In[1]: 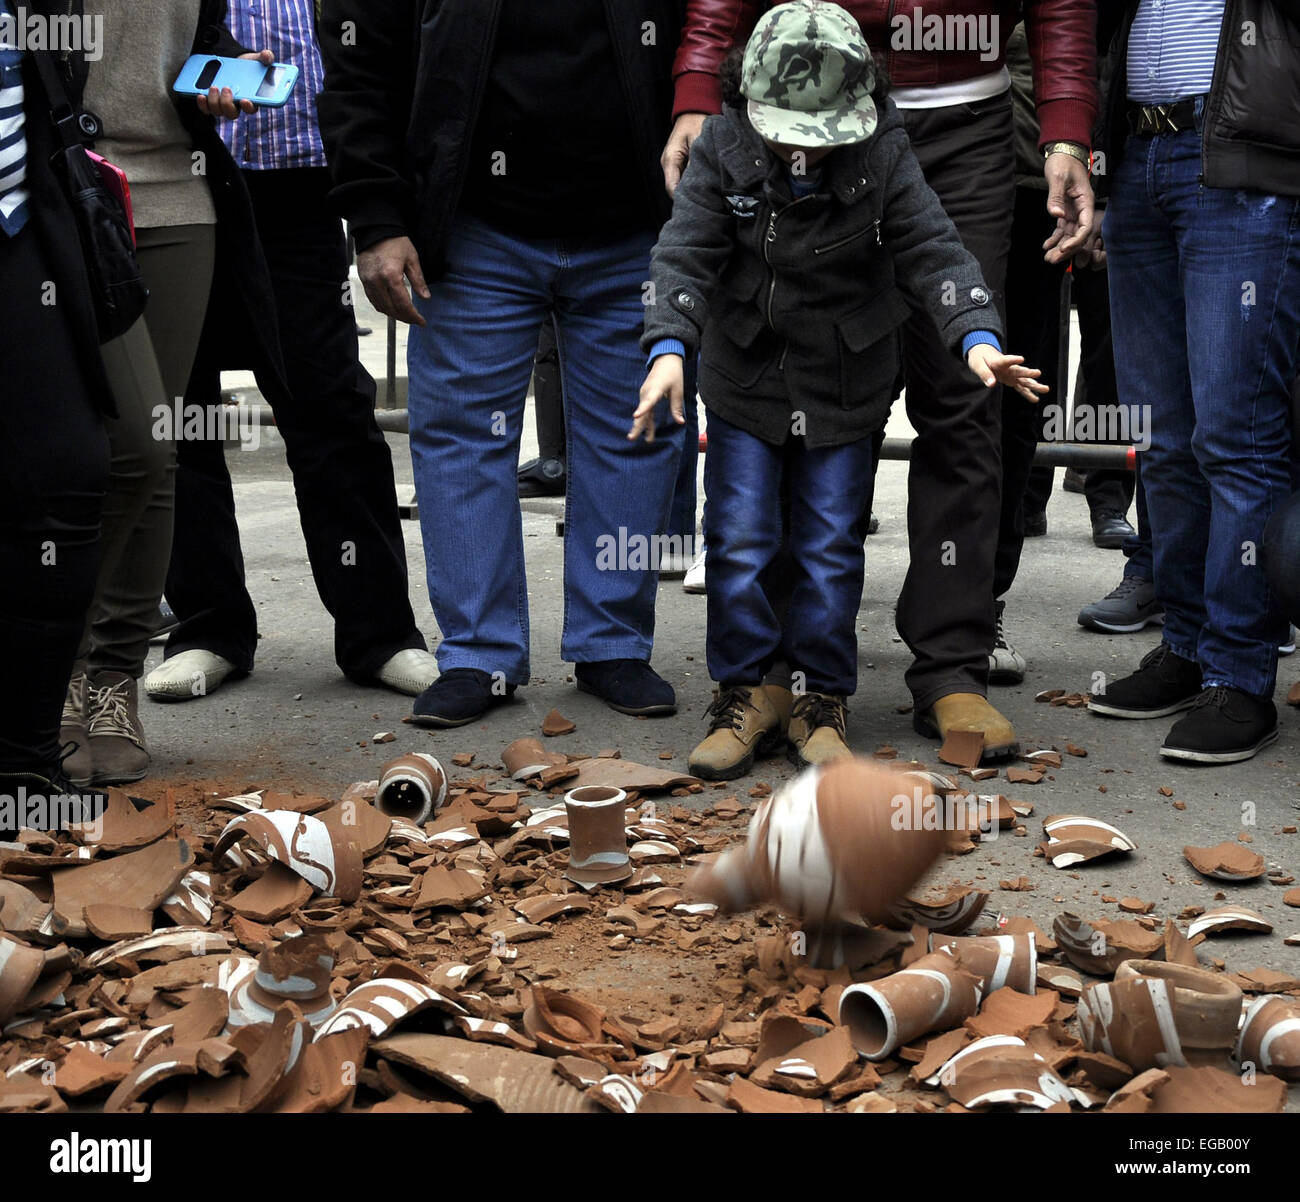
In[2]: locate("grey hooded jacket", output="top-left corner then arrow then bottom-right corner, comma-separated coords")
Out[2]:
643,97 -> 1004,447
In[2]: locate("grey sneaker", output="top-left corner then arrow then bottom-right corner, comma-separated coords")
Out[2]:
1077,575 -> 1164,634
989,600 -> 1026,685
87,671 -> 150,785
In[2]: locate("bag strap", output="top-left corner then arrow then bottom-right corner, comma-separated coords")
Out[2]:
30,48 -> 87,152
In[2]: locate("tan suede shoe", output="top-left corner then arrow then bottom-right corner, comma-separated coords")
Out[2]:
788,692 -> 852,769
87,671 -> 151,786
915,692 -> 1019,760
689,684 -> 792,781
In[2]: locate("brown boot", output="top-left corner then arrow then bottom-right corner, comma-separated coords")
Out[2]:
788,692 -> 852,768
86,671 -> 150,785
689,684 -> 792,781
914,692 -> 1019,760
59,669 -> 94,787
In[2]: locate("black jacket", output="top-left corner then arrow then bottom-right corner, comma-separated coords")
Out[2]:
644,102 -> 1003,449
1098,0 -> 1300,196
316,0 -> 686,275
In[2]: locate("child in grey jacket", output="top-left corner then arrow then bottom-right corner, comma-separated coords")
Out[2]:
629,0 -> 1044,780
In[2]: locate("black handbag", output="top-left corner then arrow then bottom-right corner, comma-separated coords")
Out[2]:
32,49 -> 148,343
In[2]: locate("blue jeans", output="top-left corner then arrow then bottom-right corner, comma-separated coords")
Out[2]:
702,414 -> 874,695
1105,110 -> 1300,697
407,215 -> 683,684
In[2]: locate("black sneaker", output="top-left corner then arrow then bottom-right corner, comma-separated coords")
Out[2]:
517,457 -> 566,498
1160,686 -> 1279,764
575,659 -> 676,716
411,668 -> 515,728
1088,643 -> 1202,719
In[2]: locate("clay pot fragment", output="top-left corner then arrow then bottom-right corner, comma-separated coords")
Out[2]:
0,934 -> 45,1023
887,884 -> 988,934
214,810 -> 362,902
563,786 -> 632,886
1187,906 -> 1272,939
1040,815 -> 1137,868
1236,996 -> 1300,1082
1113,960 -> 1243,1051
933,1034 -> 1085,1110
1052,911 -> 1164,975
314,976 -> 465,1040
522,986 -> 611,1057
502,737 -> 570,780
929,934 -> 1036,995
375,753 -> 448,825
1183,842 -> 1267,881
226,936 -> 338,1030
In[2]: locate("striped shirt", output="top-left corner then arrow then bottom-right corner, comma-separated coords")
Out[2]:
0,0 -> 30,236
1126,0 -> 1226,104
220,0 -> 326,170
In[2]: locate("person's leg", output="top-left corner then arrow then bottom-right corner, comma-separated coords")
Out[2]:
518,315 -> 567,496
667,361 -> 700,543
1123,458 -> 1153,580
0,226 -> 110,775
407,215 -> 549,688
1264,491 -> 1300,628
553,227 -> 683,666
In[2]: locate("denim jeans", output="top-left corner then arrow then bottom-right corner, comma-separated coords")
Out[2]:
407,215 -> 683,684
1104,108 -> 1300,697
702,414 -> 875,696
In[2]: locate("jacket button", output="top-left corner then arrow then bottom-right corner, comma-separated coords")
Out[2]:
970,287 -> 990,305
677,291 -> 695,311
857,177 -> 866,185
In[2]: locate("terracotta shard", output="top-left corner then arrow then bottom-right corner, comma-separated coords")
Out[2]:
374,753 -> 447,825
1187,906 -> 1272,939
0,934 -> 46,1023
414,866 -> 489,911
1144,1064 -> 1285,1114
1052,912 -> 1164,975
937,730 -> 985,769
513,893 -> 592,924
123,954 -> 229,1006
1232,966 -> 1300,994
374,1032 -> 603,1113
931,934 -> 1037,994
502,738 -> 569,780
53,1045 -> 130,1096
83,927 -> 230,970
1036,963 -> 1084,998
726,1075 -> 824,1114
229,861 -> 315,922
844,1091 -> 898,1113
454,1015 -> 537,1052
1236,996 -> 1300,1082
67,788 -> 174,851
104,1043 -> 208,1112
1040,815 -> 1137,869
1110,962 -> 1242,1054
213,810 -> 362,902
964,988 -> 1058,1040
563,757 -> 700,794
318,802 -> 391,859
1182,842 -> 1267,882
50,836 -> 194,937
541,709 -> 577,737
159,869 -> 213,926
939,1037 -> 1083,1110
887,884 -> 988,934
159,987 -> 230,1044
1005,767 -> 1044,785
749,1024 -> 857,1097
522,987 -> 609,1057
1288,681 -> 1300,706
0,880 -> 54,941
82,903 -> 154,941
269,1025 -> 369,1112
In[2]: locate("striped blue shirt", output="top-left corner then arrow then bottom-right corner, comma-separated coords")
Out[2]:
0,0 -> 30,236
219,0 -> 326,170
1126,0 -> 1226,104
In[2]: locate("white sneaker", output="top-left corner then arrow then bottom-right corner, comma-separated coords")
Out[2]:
375,648 -> 438,696
144,649 -> 238,702
682,544 -> 707,594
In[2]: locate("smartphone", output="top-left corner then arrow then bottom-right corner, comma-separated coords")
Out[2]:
87,150 -> 136,246
172,54 -> 299,108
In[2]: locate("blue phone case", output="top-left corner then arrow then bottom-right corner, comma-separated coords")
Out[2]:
173,54 -> 299,108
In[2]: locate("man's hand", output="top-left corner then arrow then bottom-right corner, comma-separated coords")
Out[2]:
196,49 -> 274,118
966,346 -> 1048,401
661,113 -> 706,197
1042,150 -> 1098,264
357,236 -> 430,327
629,355 -> 686,442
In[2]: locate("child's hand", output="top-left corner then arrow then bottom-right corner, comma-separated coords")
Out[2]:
966,346 -> 1048,402
629,354 -> 686,442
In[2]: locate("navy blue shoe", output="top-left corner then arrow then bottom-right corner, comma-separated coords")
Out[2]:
575,659 -> 676,716
412,668 -> 514,728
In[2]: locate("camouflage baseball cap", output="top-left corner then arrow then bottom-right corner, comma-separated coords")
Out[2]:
742,0 -> 877,148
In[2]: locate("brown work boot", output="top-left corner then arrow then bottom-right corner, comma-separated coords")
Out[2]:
59,668 -> 94,787
689,684 -> 792,781
86,671 -> 151,785
788,692 -> 852,768
914,692 -> 1019,760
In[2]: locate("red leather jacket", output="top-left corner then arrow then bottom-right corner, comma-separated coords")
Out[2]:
673,0 -> 1097,148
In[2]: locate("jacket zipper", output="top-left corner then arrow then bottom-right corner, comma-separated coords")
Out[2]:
763,193 -> 815,372
813,218 -> 881,255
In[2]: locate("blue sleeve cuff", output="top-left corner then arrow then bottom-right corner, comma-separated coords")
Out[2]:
962,330 -> 1002,357
647,338 -> 686,369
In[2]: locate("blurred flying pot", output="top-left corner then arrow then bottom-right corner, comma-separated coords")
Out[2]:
563,786 -> 631,886
375,753 -> 448,825
687,758 -> 947,923
1113,960 -> 1243,1052
1236,996 -> 1300,1082
838,946 -> 983,1060
931,933 -> 1037,995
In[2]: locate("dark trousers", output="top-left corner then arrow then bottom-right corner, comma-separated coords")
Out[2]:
165,167 -> 425,678
895,95 -> 1014,706
0,224 -> 110,772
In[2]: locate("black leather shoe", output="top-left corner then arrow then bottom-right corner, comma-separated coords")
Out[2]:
575,659 -> 676,716
517,457 -> 566,498
1091,509 -> 1136,549
1088,642 -> 1202,719
412,668 -> 515,728
1023,510 -> 1048,538
1161,686 -> 1278,764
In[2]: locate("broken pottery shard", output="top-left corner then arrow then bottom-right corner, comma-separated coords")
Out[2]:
1182,842 -> 1267,882
82,904 -> 154,941
1112,960 -> 1243,1052
375,753 -> 447,825
213,810 -> 363,902
1232,966 -> 1300,994
628,839 -> 680,865
0,934 -> 46,1023
454,1015 -> 537,1053
414,866 -> 489,911
886,884 -> 988,934
563,757 -> 700,794
318,802 -> 391,859
229,861 -> 314,922
1186,906 -> 1272,939
1236,996 -> 1300,1083
1052,912 -> 1164,975
749,1024 -> 857,1097
563,785 -> 633,886
1005,767 -> 1044,785
1139,1064 -> 1285,1114
1037,964 -> 1084,998
0,880 -> 54,941
375,1032 -> 602,1113
937,729 -> 985,770
964,988 -> 1057,1040
50,836 -> 194,938
270,1025 -> 369,1113
513,893 -> 592,924
83,928 -> 229,971
1040,814 -> 1137,869
726,1075 -> 824,1114
541,709 -> 577,737
53,1045 -> 130,1097
502,737 -> 570,780
67,788 -> 174,851
314,977 -> 464,1041
587,1074 -> 642,1113
159,869 -> 213,927
522,987 -> 609,1057
934,1035 -> 1083,1110
930,934 -> 1036,994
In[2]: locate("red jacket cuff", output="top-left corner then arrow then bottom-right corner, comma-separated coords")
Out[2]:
1037,98 -> 1096,152
673,70 -> 723,119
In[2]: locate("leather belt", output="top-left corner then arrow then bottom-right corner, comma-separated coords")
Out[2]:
1127,99 -> 1198,137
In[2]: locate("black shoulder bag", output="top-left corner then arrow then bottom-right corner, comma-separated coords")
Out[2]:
31,49 -> 148,343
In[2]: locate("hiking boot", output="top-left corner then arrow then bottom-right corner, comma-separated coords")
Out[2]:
575,659 -> 676,716
59,669 -> 93,788
788,692 -> 852,769
1077,574 -> 1164,634
989,600 -> 1026,686
1088,642 -> 1202,718
86,671 -> 150,785
914,693 -> 1019,760
1160,686 -> 1278,764
689,684 -> 792,781
1091,509 -> 1136,549
412,668 -> 514,728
